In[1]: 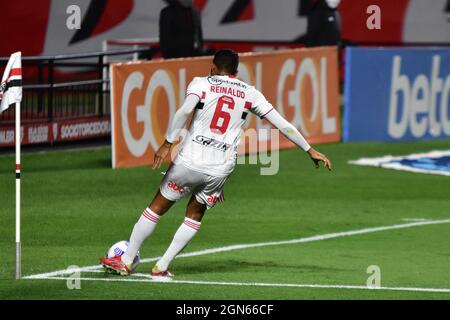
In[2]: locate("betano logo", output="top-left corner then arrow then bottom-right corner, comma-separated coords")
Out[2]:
389,55 -> 450,139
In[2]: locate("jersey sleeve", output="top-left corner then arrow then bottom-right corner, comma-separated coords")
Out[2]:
165,94 -> 200,143
250,89 -> 274,119
186,77 -> 205,99
264,108 -> 311,152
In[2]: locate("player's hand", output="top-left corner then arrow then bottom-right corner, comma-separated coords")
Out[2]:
153,140 -> 172,169
307,147 -> 332,171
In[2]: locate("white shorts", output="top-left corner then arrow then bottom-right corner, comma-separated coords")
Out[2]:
160,162 -> 228,209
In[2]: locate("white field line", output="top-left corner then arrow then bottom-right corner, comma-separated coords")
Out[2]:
32,274 -> 450,294
24,219 -> 450,280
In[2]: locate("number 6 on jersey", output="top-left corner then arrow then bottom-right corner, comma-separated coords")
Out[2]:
210,95 -> 235,134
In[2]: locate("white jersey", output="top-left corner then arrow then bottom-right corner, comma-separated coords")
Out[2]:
175,75 -> 274,177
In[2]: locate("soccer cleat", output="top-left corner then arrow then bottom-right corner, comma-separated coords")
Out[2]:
99,255 -> 132,276
150,265 -> 174,279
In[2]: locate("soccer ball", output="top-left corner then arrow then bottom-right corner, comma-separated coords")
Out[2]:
106,240 -> 140,271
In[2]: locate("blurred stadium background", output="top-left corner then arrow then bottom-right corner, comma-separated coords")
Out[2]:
1,0 -> 450,300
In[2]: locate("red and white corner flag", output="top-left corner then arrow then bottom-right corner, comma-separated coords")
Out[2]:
0,51 -> 22,113
1,51 -> 22,279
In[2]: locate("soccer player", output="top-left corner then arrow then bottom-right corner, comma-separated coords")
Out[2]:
100,49 -> 331,278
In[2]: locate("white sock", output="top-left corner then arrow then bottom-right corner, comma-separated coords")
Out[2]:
122,208 -> 160,265
156,217 -> 201,271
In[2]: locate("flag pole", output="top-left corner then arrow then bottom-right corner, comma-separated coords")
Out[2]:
1,51 -> 23,279
15,101 -> 21,279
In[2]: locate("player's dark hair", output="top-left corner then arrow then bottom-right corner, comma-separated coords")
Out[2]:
213,49 -> 239,75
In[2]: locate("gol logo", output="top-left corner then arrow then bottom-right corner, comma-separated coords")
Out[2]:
276,57 -> 336,137
121,69 -> 186,157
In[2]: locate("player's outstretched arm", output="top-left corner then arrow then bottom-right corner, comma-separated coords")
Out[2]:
264,109 -> 332,171
152,94 -> 200,169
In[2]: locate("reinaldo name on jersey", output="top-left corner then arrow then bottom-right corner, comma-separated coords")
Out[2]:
210,85 -> 245,99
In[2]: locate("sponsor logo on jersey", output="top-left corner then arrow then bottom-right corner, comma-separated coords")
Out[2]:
167,181 -> 185,193
194,135 -> 231,151
207,76 -> 248,89
207,76 -> 223,85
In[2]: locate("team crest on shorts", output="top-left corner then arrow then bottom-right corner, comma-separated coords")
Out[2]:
349,150 -> 450,176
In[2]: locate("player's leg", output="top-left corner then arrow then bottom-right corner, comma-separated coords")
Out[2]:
122,162 -> 197,266
152,175 -> 227,276
101,163 -> 191,274
152,195 -> 206,275
100,189 -> 175,275
120,190 -> 175,266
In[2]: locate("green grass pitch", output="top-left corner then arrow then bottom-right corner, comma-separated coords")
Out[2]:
1,139 -> 450,299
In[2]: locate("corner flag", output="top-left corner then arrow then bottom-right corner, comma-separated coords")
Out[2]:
1,51 -> 22,112
1,51 -> 23,279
